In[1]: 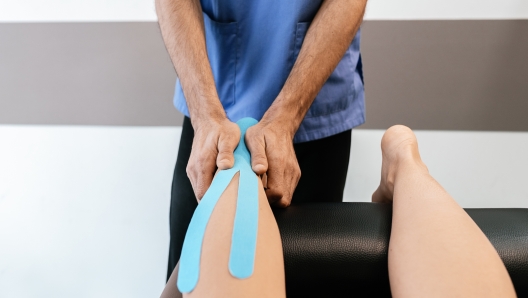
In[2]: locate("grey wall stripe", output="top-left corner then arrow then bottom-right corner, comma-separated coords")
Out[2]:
361,20 -> 528,131
0,22 -> 183,126
0,21 -> 527,130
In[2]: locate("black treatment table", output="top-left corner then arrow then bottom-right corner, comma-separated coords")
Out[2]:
273,203 -> 528,297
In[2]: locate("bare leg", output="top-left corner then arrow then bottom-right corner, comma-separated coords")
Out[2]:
373,125 -> 516,297
162,263 -> 183,298
161,172 -> 286,298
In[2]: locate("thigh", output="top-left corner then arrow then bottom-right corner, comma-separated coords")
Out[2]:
167,117 -> 198,281
292,129 -> 351,203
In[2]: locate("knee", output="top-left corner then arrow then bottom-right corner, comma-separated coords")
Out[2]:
380,125 -> 418,152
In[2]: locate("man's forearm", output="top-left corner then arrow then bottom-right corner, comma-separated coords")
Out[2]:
261,0 -> 367,137
156,0 -> 226,126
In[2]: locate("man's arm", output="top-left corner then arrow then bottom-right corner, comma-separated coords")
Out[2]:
156,0 -> 240,200
246,0 -> 367,207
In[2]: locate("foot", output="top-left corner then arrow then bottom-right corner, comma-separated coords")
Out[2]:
372,125 -> 428,203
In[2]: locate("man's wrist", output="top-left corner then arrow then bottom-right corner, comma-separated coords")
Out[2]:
261,96 -> 304,139
187,94 -> 228,130
191,110 -> 227,130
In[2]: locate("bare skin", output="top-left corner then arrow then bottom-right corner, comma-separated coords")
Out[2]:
161,125 -> 515,297
156,0 -> 367,205
373,125 -> 516,297
160,173 -> 285,298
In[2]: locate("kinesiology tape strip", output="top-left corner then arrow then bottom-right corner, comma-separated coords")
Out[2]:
177,117 -> 259,293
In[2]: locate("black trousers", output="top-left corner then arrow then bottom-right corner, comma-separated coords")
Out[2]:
167,117 -> 352,280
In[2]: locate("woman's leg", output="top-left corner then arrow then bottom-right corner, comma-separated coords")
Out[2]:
162,263 -> 182,298
161,172 -> 286,298
373,125 -> 516,297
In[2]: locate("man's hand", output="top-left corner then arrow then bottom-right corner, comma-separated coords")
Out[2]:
242,0 -> 366,208
245,121 -> 301,208
187,117 -> 240,201
157,0 -> 240,201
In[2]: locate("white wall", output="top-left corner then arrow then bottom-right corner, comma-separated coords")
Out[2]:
0,125 -> 527,297
0,126 -> 177,298
1,0 -> 527,22
346,130 -> 528,208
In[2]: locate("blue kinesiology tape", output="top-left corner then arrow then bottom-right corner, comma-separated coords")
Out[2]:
177,117 -> 260,293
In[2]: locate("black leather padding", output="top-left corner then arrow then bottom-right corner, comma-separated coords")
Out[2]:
466,208 -> 528,297
273,203 -> 528,297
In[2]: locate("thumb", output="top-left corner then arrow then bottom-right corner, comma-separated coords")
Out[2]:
246,130 -> 268,175
216,133 -> 239,170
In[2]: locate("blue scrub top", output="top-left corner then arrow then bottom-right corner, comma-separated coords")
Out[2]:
174,0 -> 365,143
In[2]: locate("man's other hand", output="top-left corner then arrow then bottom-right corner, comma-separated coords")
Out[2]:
187,117 -> 240,201
245,121 -> 301,208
